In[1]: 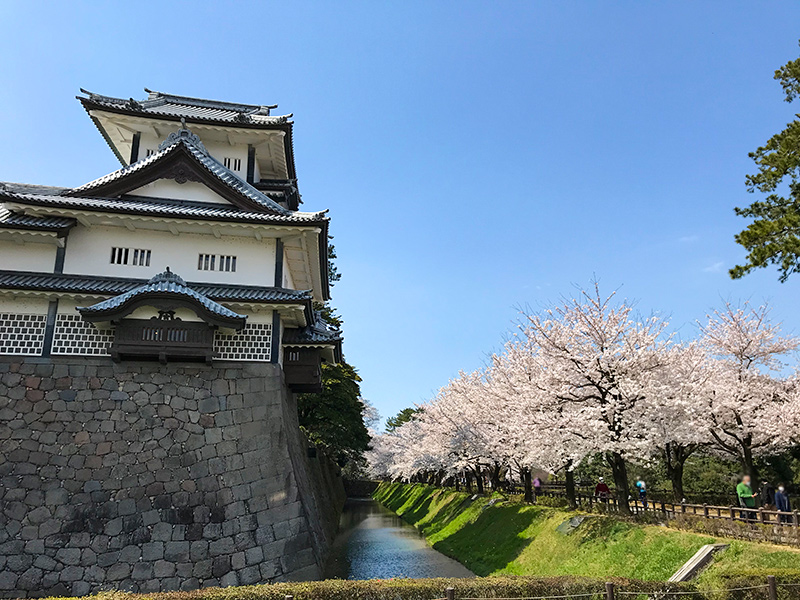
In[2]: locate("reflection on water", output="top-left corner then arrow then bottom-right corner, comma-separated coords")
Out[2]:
324,498 -> 475,580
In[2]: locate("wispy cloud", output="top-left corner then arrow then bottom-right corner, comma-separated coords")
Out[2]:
703,261 -> 725,273
678,235 -> 699,244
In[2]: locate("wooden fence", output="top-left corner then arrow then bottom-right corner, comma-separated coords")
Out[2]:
538,486 -> 800,530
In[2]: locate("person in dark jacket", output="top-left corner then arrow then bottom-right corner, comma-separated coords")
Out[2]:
775,484 -> 791,523
761,479 -> 776,509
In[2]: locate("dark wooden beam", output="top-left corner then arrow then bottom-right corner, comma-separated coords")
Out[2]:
54,233 -> 68,274
246,144 -> 256,184
270,310 -> 281,364
274,238 -> 284,287
41,300 -> 59,357
129,132 -> 141,164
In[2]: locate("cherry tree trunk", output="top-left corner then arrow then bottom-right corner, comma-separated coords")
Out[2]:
522,467 -> 533,503
741,441 -> 758,482
464,471 -> 473,493
565,468 -> 577,509
665,443 -> 690,502
474,467 -> 484,494
490,462 -> 501,491
608,452 -> 631,514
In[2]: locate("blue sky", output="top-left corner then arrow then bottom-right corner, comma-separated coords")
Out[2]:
2,2 -> 800,423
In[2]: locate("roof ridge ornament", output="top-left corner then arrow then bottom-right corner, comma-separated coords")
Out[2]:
147,267 -> 187,287
158,123 -> 208,154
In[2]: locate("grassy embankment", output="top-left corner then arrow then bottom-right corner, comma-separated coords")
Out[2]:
373,482 -> 800,586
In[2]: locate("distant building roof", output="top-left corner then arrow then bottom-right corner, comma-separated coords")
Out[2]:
79,89 -> 292,126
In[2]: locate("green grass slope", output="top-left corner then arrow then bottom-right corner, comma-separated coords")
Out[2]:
373,482 -> 800,582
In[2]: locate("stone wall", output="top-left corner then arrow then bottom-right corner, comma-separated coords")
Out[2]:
0,357 -> 345,597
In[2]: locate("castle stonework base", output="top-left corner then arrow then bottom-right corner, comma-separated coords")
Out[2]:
0,357 -> 344,597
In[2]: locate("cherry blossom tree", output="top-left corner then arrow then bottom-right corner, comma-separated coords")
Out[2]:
698,302 -> 799,480
486,344 -> 594,506
517,283 -> 672,514
640,342 -> 714,501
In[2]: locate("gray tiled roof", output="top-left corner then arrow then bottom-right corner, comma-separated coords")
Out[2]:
80,89 -> 291,126
2,191 -> 326,225
71,130 -> 293,215
282,316 -> 342,346
0,206 -> 75,231
77,269 -> 245,321
0,270 -> 311,304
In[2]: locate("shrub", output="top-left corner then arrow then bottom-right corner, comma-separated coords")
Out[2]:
38,575 -> 800,600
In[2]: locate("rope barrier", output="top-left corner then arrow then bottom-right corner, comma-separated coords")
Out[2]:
457,594 -> 602,599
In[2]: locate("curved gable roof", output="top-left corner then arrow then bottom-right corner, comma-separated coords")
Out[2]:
68,129 -> 291,215
77,269 -> 247,330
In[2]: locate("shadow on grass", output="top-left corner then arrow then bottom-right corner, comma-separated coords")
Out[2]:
432,503 -> 544,577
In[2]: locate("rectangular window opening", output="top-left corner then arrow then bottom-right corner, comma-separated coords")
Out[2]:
110,247 -> 152,266
198,254 -> 237,272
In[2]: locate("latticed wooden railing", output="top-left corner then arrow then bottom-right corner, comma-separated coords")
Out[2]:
110,319 -> 215,363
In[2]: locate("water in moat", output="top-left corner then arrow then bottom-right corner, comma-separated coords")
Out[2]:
323,498 -> 475,580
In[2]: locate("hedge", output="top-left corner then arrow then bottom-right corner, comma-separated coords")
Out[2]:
36,575 -> 800,600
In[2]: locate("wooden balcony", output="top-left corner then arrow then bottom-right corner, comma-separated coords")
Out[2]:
109,319 -> 215,364
284,347 -> 323,393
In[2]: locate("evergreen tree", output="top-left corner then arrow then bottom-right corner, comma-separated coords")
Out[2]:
732,41 -> 800,281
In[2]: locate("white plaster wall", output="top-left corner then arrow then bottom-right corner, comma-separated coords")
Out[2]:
136,132 -> 248,175
203,142 -> 248,176
0,295 -> 50,314
63,225 -> 277,286
0,240 -> 56,272
282,252 -> 295,289
130,180 -> 233,204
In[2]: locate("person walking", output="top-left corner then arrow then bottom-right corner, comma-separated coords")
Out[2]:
737,475 -> 758,521
760,479 -> 776,509
775,484 -> 791,524
635,477 -> 647,509
595,477 -> 610,504
533,476 -> 542,496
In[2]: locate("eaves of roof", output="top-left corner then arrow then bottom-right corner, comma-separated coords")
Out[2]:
78,95 -> 293,130
0,270 -> 313,305
0,206 -> 75,232
1,190 -> 326,227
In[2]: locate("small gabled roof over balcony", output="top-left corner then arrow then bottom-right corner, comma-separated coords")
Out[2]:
77,268 -> 247,330
283,314 -> 343,363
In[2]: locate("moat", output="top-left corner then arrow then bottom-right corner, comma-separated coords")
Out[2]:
323,498 -> 475,580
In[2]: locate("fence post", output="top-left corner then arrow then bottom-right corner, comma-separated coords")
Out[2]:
660,500 -> 666,516
703,503 -> 709,518
767,576 -> 777,600
793,510 -> 799,529
605,582 -> 615,600
759,508 -> 766,524
446,587 -> 455,600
